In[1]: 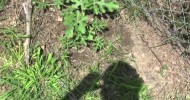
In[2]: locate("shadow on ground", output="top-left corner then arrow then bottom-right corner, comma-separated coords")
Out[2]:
62,61 -> 144,100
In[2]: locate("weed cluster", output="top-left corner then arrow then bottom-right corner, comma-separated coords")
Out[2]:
0,0 -> 119,99
32,0 -> 119,51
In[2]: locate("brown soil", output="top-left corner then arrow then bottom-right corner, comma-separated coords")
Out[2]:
129,20 -> 190,99
1,1 -> 190,100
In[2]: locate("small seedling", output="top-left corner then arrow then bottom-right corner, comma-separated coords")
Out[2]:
32,0 -> 49,9
0,0 -> 7,10
89,62 -> 101,73
104,42 -> 115,56
93,37 -> 105,52
61,49 -> 71,67
139,85 -> 152,100
159,65 -> 169,77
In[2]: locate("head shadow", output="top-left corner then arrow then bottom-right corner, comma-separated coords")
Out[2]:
100,61 -> 144,100
62,61 -> 144,100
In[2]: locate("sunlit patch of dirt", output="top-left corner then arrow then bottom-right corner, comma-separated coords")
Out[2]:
127,20 -> 190,99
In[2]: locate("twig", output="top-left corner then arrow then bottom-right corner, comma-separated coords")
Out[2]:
140,34 -> 163,67
23,0 -> 32,65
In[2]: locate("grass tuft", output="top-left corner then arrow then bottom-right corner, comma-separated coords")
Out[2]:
0,47 -> 69,100
0,0 -> 7,10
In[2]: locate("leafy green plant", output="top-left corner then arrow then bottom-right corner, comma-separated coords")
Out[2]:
60,0 -> 119,50
60,36 -> 75,49
0,47 -> 66,100
32,0 -> 119,51
61,49 -> 71,67
104,42 -> 115,56
54,0 -> 63,9
32,0 -> 49,9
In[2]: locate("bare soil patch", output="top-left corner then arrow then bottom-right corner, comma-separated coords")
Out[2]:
128,20 -> 190,99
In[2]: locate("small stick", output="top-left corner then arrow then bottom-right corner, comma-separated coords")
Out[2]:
23,0 -> 32,65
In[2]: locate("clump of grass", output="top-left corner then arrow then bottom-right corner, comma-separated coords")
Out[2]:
0,27 -> 25,69
121,0 -> 149,21
0,47 -> 70,100
33,0 -> 119,51
0,27 -> 71,100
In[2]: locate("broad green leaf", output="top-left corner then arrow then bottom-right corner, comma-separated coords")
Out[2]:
78,23 -> 86,34
106,2 -> 119,12
70,0 -> 89,10
65,27 -> 74,38
80,16 -> 88,22
87,34 -> 94,40
99,5 -> 106,13
94,5 -> 99,15
93,1 -> 119,14
64,14 -> 75,27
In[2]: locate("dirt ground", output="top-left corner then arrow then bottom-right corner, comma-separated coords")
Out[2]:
1,1 -> 190,100
128,20 -> 190,99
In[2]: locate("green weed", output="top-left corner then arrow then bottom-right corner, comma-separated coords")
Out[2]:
139,85 -> 152,100
60,49 -> 71,67
103,42 -> 115,56
54,0 -> 63,9
60,0 -> 119,50
89,63 -> 101,74
0,0 -> 7,10
93,37 -> 105,52
121,0 -> 148,21
82,91 -> 102,100
32,0 -> 49,9
32,0 -> 119,51
159,65 -> 169,77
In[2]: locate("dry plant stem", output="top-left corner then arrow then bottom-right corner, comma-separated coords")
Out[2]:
23,0 -> 32,65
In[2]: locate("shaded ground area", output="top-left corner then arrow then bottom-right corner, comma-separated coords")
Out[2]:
1,1 -> 190,100
63,61 -> 144,100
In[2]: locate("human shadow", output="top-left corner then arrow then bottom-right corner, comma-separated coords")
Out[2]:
62,61 -> 144,100
63,72 -> 100,100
